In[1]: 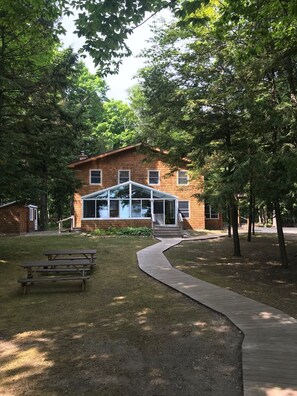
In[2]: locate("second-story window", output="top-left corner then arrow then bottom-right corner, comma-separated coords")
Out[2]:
177,170 -> 188,185
118,170 -> 130,184
148,170 -> 160,185
90,169 -> 102,185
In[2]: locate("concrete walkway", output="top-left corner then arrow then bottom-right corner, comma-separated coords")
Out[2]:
137,236 -> 297,396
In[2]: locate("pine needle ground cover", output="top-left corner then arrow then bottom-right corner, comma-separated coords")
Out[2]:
0,235 -> 242,396
166,234 -> 297,319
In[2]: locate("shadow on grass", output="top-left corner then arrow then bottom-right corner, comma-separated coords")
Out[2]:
166,234 -> 297,319
0,235 -> 243,396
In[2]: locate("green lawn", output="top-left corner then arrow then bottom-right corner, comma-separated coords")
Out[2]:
166,233 -> 297,318
0,234 -> 242,396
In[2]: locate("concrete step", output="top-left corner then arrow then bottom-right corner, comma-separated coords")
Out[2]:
153,226 -> 183,238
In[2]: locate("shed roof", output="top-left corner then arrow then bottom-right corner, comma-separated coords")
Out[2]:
0,201 -> 17,209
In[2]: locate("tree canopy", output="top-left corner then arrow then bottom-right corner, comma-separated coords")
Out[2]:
0,0 -> 143,225
129,0 -> 297,265
2,0 -> 297,262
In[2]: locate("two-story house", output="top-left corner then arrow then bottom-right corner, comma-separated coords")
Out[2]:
69,144 -> 223,234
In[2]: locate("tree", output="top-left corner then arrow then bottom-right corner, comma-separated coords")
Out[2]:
18,49 -> 84,229
65,61 -> 108,155
131,6 -> 249,256
212,0 -> 297,267
96,99 -> 138,150
0,0 -> 65,200
65,66 -> 138,154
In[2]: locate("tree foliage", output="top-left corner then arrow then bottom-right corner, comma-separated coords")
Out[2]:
0,0 -> 141,225
132,0 -> 297,265
96,99 -> 138,150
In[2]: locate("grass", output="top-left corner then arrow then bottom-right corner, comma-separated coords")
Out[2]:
165,233 -> 297,319
0,234 -> 242,396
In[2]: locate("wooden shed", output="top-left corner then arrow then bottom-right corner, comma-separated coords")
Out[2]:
0,202 -> 38,235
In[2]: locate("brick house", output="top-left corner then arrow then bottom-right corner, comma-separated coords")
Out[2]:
0,202 -> 38,235
69,144 -> 223,234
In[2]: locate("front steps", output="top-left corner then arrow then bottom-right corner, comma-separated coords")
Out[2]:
153,225 -> 183,238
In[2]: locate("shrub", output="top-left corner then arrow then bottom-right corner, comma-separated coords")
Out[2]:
91,226 -> 153,237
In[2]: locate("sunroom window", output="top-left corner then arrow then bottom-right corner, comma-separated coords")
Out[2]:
82,181 -> 175,220
83,200 -> 95,218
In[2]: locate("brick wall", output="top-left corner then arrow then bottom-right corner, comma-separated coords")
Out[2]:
72,147 -> 206,231
81,218 -> 151,232
205,213 -> 223,230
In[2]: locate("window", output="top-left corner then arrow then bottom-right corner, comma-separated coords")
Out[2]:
29,208 -> 34,221
83,200 -> 96,218
90,169 -> 101,184
131,200 -> 151,218
118,170 -> 130,184
110,200 -> 119,217
178,201 -> 189,218
177,170 -> 188,185
205,204 -> 219,219
96,200 -> 108,218
148,170 -> 160,185
82,182 -> 175,220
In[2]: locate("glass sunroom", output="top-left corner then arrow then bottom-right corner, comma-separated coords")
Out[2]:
82,181 -> 178,226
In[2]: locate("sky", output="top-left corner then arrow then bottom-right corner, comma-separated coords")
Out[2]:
61,10 -> 171,102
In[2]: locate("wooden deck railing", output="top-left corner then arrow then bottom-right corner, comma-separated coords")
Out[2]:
57,215 -> 75,233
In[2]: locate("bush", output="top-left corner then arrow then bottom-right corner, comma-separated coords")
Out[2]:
91,226 -> 153,237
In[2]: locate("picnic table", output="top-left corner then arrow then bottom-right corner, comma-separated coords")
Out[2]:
43,249 -> 97,264
18,259 -> 91,294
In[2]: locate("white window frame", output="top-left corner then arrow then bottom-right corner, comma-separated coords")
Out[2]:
89,169 -> 102,185
148,170 -> 160,185
205,204 -> 219,219
177,170 -> 189,185
82,181 -> 178,220
118,170 -> 130,184
178,200 -> 190,219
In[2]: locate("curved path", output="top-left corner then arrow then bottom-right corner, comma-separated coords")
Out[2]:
137,236 -> 297,396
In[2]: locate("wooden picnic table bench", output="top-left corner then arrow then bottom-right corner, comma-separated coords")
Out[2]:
18,276 -> 90,294
18,259 -> 91,294
43,249 -> 97,264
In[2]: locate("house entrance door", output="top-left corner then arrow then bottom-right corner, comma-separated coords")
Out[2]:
153,200 -> 176,225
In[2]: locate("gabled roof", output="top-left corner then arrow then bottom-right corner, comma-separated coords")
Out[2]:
68,143 -> 189,168
82,181 -> 177,200
69,144 -> 156,168
0,201 -> 17,209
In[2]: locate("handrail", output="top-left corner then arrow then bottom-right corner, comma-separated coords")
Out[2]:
151,213 -> 156,229
178,213 -> 183,232
57,215 -> 74,233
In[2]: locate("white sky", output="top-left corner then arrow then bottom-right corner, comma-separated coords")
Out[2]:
61,10 -> 172,102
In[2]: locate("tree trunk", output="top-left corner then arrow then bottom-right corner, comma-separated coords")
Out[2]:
230,201 -> 241,256
247,184 -> 253,242
274,199 -> 289,268
227,204 -> 232,237
252,196 -> 256,235
39,177 -> 48,231
284,56 -> 297,107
